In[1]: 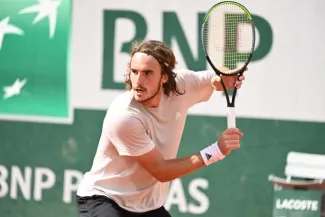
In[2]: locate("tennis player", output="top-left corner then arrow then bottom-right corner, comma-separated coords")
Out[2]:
76,40 -> 246,217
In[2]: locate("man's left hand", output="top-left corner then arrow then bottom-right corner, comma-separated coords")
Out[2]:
211,67 -> 247,91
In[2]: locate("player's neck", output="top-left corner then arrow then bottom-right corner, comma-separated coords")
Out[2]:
142,89 -> 164,108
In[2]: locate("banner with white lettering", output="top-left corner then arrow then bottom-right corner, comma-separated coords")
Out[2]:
273,188 -> 322,217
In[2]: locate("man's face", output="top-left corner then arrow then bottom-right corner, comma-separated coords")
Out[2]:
130,52 -> 168,106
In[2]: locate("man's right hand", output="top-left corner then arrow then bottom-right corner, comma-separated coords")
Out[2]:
217,128 -> 243,155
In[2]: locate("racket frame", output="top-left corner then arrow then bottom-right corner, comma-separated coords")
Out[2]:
201,1 -> 256,127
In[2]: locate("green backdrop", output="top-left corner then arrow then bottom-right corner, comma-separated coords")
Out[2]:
1,110 -> 325,217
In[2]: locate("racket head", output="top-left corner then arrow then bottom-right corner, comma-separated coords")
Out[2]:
202,1 -> 255,76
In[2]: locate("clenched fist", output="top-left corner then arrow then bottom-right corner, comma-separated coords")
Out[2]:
217,128 -> 243,155
211,67 -> 247,91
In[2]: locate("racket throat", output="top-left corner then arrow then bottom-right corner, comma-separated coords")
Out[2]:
227,106 -> 236,128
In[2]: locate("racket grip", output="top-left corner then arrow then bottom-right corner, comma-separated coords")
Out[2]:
227,107 -> 236,128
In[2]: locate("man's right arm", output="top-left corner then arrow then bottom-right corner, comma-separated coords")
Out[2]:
107,112 -> 243,183
133,128 -> 242,182
135,147 -> 205,182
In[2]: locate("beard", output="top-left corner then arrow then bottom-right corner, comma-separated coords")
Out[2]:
133,79 -> 163,103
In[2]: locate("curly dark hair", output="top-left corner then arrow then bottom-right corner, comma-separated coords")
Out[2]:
125,40 -> 184,97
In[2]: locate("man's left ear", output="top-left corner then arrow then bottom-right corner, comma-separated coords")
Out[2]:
162,73 -> 169,84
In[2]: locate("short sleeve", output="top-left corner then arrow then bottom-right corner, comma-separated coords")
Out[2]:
176,69 -> 215,106
106,113 -> 155,156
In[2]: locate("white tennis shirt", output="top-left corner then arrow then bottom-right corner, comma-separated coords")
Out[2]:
77,69 -> 215,212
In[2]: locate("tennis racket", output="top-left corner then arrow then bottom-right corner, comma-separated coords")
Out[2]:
202,1 -> 255,128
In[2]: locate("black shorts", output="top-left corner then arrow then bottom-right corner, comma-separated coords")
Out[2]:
76,195 -> 172,217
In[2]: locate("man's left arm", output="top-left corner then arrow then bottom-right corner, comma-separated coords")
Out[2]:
176,69 -> 215,106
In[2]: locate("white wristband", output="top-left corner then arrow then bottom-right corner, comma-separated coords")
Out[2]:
200,142 -> 225,166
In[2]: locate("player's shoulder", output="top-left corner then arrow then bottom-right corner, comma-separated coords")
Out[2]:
106,91 -> 146,124
174,67 -> 192,83
174,67 -> 193,76
107,110 -> 144,132
109,91 -> 133,110
174,67 -> 200,91
174,67 -> 214,77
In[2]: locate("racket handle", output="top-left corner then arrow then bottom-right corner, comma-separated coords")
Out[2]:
227,107 -> 236,128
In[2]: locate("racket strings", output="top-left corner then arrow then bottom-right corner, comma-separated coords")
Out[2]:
204,3 -> 254,73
